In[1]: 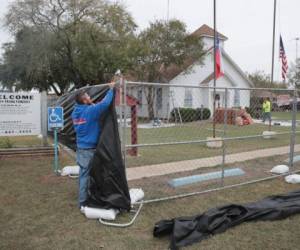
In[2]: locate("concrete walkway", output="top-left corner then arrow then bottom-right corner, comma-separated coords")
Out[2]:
127,144 -> 300,181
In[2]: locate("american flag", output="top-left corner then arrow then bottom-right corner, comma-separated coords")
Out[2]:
279,35 -> 288,81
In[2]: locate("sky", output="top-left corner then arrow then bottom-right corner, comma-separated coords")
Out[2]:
0,0 -> 300,80
0,0 -> 12,49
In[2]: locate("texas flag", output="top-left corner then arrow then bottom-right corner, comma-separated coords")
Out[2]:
215,36 -> 224,79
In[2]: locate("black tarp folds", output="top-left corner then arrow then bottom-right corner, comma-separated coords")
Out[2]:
154,189 -> 300,249
56,86 -> 131,211
86,88 -> 131,210
56,86 -> 108,150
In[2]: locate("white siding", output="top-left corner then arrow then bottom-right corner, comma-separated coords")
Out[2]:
126,86 -> 170,119
169,47 -> 251,113
202,37 -> 225,50
126,37 -> 251,119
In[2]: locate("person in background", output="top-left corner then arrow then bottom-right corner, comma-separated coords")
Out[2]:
262,97 -> 272,124
72,82 -> 115,211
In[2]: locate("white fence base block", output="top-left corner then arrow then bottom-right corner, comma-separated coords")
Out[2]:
61,166 -> 79,176
285,174 -> 300,184
130,188 -> 145,204
84,207 -> 119,220
206,137 -> 223,148
262,131 -> 277,139
84,188 -> 145,221
270,165 -> 289,174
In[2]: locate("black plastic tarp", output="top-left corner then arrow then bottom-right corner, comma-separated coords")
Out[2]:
55,86 -> 108,150
85,88 -> 131,210
55,86 -> 131,211
154,189 -> 300,249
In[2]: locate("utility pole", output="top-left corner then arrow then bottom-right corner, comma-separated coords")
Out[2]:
295,37 -> 299,62
167,0 -> 170,21
271,0 -> 277,86
295,37 -> 300,88
213,0 -> 217,138
269,0 -> 277,132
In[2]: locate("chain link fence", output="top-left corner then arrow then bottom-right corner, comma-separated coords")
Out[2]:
118,81 -> 300,203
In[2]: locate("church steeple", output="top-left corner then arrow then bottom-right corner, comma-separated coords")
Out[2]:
192,24 -> 227,49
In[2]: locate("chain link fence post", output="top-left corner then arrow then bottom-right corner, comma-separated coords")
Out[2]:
122,77 -> 127,166
40,91 -> 48,146
221,88 -> 228,186
119,80 -> 123,152
289,88 -> 297,169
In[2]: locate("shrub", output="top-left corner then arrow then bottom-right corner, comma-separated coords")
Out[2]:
170,107 -> 211,122
195,108 -> 211,120
2,138 -> 14,148
170,108 -> 196,122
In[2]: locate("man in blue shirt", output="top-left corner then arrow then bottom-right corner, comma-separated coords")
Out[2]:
72,82 -> 115,209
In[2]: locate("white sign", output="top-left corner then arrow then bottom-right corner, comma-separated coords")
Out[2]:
0,92 -> 41,136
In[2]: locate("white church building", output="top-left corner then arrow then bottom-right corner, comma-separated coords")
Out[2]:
128,24 -> 253,119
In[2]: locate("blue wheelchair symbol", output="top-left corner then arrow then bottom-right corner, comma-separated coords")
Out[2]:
49,108 -> 62,122
48,107 -> 64,130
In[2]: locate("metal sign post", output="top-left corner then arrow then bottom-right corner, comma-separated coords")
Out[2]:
289,89 -> 297,169
41,91 -> 48,146
53,128 -> 59,174
221,88 -> 228,187
48,107 -> 64,175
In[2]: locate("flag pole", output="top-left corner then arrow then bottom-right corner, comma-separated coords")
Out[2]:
295,37 -> 299,62
271,0 -> 277,86
213,0 -> 217,138
167,0 -> 170,21
270,0 -> 277,132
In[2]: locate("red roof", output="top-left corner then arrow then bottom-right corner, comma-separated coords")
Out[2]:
160,46 -> 213,82
200,73 -> 215,85
192,24 -> 228,40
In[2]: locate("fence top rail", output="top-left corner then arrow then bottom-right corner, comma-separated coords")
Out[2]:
125,131 -> 299,149
78,82 -> 114,91
53,79 -> 296,96
125,80 -> 296,92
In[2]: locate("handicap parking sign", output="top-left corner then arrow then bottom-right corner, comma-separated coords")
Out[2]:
48,107 -> 64,130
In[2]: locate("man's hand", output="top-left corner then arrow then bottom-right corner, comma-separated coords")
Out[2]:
109,81 -> 116,89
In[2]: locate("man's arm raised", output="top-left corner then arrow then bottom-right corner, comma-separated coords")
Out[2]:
88,82 -> 115,120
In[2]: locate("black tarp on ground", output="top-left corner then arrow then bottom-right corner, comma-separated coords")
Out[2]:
56,86 -> 131,211
154,189 -> 300,249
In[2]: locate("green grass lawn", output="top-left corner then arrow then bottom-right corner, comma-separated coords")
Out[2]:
0,136 -> 47,148
1,118 -> 298,169
2,154 -> 300,249
126,121 -> 299,167
272,111 -> 300,120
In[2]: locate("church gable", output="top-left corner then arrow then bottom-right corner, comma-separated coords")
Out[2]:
168,25 -> 252,89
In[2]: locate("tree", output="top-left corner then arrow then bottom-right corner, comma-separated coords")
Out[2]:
0,27 -> 72,94
0,0 -> 137,95
248,71 -> 287,89
288,58 -> 300,88
133,20 -> 205,119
